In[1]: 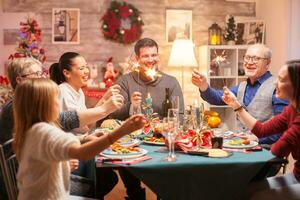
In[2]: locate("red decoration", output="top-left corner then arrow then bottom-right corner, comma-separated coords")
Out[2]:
103,57 -> 119,88
101,1 -> 144,44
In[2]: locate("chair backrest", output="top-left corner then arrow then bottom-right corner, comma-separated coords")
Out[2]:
0,139 -> 18,200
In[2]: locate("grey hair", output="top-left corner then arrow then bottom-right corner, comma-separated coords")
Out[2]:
7,57 -> 42,89
248,44 -> 272,59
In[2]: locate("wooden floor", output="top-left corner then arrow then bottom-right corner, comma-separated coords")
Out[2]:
105,155 -> 295,200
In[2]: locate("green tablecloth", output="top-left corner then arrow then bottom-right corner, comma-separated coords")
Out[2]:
101,144 -> 275,200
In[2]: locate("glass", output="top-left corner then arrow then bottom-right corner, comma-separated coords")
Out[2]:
194,103 -> 205,151
161,118 -> 169,138
243,55 -> 268,64
165,108 -> 179,162
132,104 -> 142,115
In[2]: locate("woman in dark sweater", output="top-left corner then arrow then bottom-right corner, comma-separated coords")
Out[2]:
222,59 -> 300,199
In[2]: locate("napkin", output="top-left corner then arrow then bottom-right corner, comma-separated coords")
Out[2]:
97,156 -> 152,165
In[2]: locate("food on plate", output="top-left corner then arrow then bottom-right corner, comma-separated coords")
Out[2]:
200,149 -> 229,158
115,137 -> 132,144
227,139 -> 250,146
143,136 -> 165,143
111,144 -> 140,154
100,119 -> 121,130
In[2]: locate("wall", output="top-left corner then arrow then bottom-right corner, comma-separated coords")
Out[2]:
0,0 -> 255,105
288,0 -> 300,60
256,0 -> 300,74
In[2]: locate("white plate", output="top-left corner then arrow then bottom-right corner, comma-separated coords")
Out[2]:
223,140 -> 258,149
116,138 -> 140,147
143,140 -> 165,146
100,148 -> 148,159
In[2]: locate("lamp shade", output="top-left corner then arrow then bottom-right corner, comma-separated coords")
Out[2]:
168,39 -> 198,67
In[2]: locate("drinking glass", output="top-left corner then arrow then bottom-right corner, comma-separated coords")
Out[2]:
171,96 -> 180,110
132,104 -> 142,115
166,108 -> 179,162
194,103 -> 205,151
161,117 -> 169,138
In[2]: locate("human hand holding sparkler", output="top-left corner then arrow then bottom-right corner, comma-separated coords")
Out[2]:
222,86 -> 240,109
192,69 -> 209,91
95,84 -> 121,107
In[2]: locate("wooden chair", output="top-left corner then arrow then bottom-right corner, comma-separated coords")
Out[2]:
0,139 -> 18,200
0,139 -> 96,200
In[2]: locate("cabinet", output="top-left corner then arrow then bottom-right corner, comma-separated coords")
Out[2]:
199,45 -> 248,131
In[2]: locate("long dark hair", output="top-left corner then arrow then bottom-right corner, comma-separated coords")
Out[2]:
286,59 -> 300,111
50,52 -> 80,84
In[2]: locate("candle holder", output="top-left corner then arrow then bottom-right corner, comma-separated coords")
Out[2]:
142,93 -> 159,134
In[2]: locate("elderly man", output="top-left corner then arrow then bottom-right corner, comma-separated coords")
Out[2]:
192,44 -> 288,144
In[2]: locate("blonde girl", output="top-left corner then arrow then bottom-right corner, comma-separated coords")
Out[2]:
13,78 -> 145,200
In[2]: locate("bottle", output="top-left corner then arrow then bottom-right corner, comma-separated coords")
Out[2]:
162,88 -> 172,118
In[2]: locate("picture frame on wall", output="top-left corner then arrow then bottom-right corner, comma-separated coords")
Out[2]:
166,9 -> 192,44
52,8 -> 80,44
235,18 -> 265,45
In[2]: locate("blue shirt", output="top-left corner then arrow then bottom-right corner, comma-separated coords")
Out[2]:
200,71 -> 289,144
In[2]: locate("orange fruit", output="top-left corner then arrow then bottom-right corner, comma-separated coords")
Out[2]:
207,116 -> 221,128
204,111 -> 219,117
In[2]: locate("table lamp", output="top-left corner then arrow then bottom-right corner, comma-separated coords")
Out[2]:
168,39 -> 198,92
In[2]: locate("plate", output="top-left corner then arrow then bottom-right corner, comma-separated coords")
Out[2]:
143,140 -> 165,146
116,138 -> 140,147
142,136 -> 166,146
223,140 -> 258,149
100,148 -> 148,159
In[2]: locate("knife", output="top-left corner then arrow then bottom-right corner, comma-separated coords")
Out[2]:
101,158 -> 123,163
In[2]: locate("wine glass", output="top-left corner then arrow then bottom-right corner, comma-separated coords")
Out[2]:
132,104 -> 142,115
194,103 -> 205,151
165,108 -> 179,162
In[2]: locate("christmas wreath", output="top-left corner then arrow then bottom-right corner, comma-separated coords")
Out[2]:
101,1 -> 144,44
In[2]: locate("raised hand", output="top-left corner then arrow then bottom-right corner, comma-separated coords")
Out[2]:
130,91 -> 142,108
103,84 -> 121,100
118,114 -> 147,135
102,93 -> 124,113
95,84 -> 121,107
222,86 -> 240,108
191,69 -> 209,91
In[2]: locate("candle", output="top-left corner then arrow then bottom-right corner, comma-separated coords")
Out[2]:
211,34 -> 218,45
146,93 -> 152,106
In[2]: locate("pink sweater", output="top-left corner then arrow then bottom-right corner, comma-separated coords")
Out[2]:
252,105 -> 300,181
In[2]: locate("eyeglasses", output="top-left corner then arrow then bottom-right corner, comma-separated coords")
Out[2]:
243,55 -> 269,64
20,71 -> 45,78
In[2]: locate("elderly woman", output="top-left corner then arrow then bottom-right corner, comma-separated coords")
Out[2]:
222,59 -> 300,199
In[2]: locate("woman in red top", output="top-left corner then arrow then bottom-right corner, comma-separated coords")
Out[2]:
223,59 -> 300,199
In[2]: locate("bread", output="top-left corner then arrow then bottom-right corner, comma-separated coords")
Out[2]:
100,119 -> 121,130
200,149 -> 229,158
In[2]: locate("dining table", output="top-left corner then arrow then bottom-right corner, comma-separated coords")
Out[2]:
96,143 -> 277,200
